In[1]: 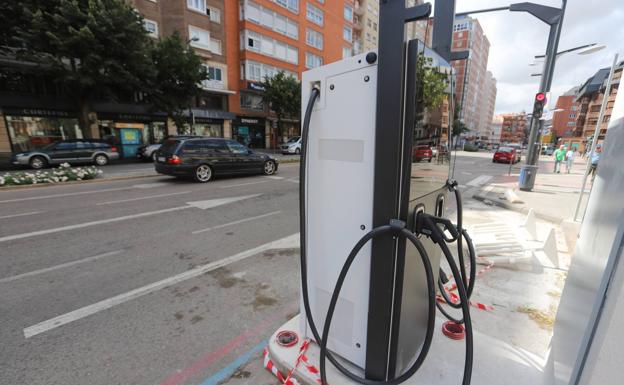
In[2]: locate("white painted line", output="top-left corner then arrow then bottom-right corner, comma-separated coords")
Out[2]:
0,187 -> 132,204
220,180 -> 268,189
461,172 -> 473,175
264,176 -> 284,180
0,211 -> 43,219
285,179 -> 299,184
192,210 -> 282,234
466,175 -> 493,187
0,195 -> 260,243
23,233 -> 299,338
96,191 -> 191,206
0,250 -> 124,284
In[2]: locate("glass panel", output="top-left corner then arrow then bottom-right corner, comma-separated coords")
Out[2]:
6,116 -> 83,152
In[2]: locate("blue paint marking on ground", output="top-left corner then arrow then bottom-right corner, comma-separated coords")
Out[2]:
199,340 -> 268,385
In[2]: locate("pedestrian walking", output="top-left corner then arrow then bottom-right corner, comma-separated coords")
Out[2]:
553,145 -> 565,173
590,145 -> 602,180
565,148 -> 575,173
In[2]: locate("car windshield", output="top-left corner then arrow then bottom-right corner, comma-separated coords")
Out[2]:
159,139 -> 181,154
287,137 -> 300,143
498,147 -> 513,153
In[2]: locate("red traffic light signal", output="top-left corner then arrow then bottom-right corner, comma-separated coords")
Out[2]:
535,92 -> 546,102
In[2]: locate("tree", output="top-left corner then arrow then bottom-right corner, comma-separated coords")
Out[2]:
19,0 -> 155,134
149,32 -> 208,131
452,98 -> 469,146
262,71 -> 301,143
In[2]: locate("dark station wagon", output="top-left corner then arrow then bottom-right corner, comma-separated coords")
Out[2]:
154,137 -> 278,182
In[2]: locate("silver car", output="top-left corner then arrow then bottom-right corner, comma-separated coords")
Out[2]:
11,140 -> 119,169
280,136 -> 301,154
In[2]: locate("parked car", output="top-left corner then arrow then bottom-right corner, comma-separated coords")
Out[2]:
506,143 -> 523,162
280,136 -> 301,155
412,145 -> 433,162
431,146 -> 438,157
137,143 -> 162,161
11,139 -> 119,169
154,137 -> 278,182
492,146 -> 519,164
541,145 -> 554,156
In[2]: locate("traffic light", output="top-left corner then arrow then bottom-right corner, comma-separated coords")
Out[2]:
533,92 -> 547,119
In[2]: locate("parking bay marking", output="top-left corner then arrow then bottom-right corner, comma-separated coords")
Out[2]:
219,180 -> 268,189
192,210 -> 282,234
466,175 -> 493,187
0,194 -> 260,243
96,191 -> 191,205
0,211 -> 43,219
0,250 -> 124,284
22,233 -> 299,338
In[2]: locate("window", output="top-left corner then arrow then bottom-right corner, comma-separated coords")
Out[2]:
274,0 -> 299,13
566,122 -> 576,127
55,142 -> 76,151
305,52 -> 322,69
244,60 -> 297,82
373,22 -> 377,31
244,2 -> 299,39
242,30 -> 298,64
569,114 -> 576,119
306,3 -> 324,26
571,105 -> 578,111
143,19 -> 158,37
344,5 -> 353,21
207,6 -> 221,23
343,26 -> 352,42
210,38 -> 222,55
227,140 -> 249,154
187,0 -> 206,13
367,18 -> 371,27
342,46 -> 352,58
189,26 -> 210,50
366,32 -> 371,41
240,91 -> 265,110
306,28 -> 323,50
203,65 -> 223,90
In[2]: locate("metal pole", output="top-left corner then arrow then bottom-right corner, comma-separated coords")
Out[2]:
573,53 -> 619,221
520,0 -> 567,190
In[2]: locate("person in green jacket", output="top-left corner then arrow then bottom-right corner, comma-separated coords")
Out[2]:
553,145 -> 566,173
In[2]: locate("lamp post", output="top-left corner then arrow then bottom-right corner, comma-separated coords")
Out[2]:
186,36 -> 199,135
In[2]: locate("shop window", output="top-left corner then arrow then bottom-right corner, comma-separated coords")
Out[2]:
6,115 -> 83,152
240,91 -> 264,111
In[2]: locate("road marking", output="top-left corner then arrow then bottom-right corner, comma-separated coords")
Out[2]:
0,250 -> 124,284
0,195 -> 260,243
192,211 -> 282,234
23,233 -> 299,338
264,176 -> 284,180
0,182 -> 167,203
0,211 -> 43,219
461,171 -> 473,175
199,341 -> 267,385
220,180 -> 267,188
96,191 -> 191,205
466,175 -> 493,187
108,168 -> 155,173
286,178 -> 299,184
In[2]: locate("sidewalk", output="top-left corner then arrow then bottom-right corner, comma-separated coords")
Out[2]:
473,156 -> 591,224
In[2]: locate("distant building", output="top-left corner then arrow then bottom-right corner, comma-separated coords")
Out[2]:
479,71 -> 497,142
500,113 -> 528,144
352,0 -> 379,55
490,115 -> 504,145
551,87 -> 581,150
575,61 -> 623,152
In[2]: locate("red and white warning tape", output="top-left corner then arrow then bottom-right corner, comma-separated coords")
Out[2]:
264,340 -> 327,385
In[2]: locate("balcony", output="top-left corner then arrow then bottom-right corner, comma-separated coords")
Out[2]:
353,15 -> 364,30
354,2 -> 365,16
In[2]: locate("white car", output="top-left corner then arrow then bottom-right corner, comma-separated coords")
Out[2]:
137,144 -> 162,161
280,136 -> 301,155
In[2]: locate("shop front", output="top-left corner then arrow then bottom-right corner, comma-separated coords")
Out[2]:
97,112 -> 167,158
192,118 -> 224,137
233,117 -> 267,149
2,107 -> 84,153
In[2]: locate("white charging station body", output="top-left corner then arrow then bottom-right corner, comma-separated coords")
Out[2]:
299,52 -> 379,369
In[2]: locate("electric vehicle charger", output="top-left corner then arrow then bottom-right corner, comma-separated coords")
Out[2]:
299,88 -> 474,385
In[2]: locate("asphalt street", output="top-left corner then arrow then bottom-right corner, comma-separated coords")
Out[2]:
0,152 -> 527,385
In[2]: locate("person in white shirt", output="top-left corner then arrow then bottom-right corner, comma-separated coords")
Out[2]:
565,148 -> 575,173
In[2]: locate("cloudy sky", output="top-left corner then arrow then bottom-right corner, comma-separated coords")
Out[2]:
435,0 -> 624,115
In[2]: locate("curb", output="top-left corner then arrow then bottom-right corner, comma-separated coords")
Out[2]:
0,173 -> 160,191
472,191 -> 563,224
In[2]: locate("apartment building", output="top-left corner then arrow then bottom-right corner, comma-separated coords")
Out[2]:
352,0 -> 379,55
575,62 -> 622,151
490,114 -> 504,146
500,113 -> 528,144
225,0 -> 355,148
479,71 -> 497,142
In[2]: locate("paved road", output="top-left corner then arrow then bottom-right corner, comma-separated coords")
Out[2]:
0,152 -> 527,385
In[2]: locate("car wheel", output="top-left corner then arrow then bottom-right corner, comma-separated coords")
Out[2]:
194,164 -> 213,183
29,156 -> 47,170
94,154 -> 109,166
151,152 -> 157,162
263,160 -> 276,175
295,148 -> 301,155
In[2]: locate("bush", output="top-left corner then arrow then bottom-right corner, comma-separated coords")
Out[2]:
463,144 -> 479,152
0,163 -> 102,187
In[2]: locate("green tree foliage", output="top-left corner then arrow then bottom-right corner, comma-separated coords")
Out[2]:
18,0 -> 155,132
416,54 -> 449,110
452,98 -> 469,145
262,71 -> 301,141
149,32 -> 208,130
